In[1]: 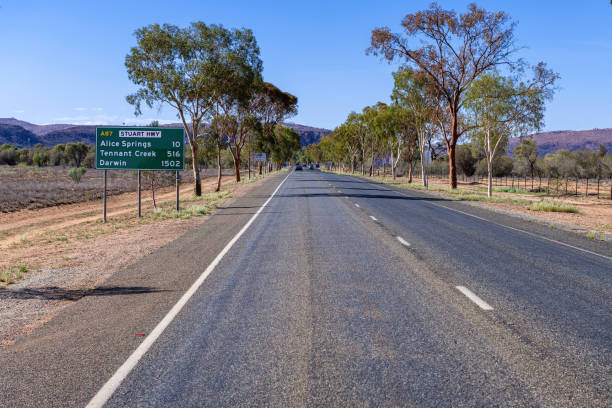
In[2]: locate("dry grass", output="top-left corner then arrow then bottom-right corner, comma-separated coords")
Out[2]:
0,165 -> 243,213
528,201 -> 579,213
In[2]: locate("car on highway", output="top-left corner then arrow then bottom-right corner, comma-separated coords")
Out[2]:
295,163 -> 303,171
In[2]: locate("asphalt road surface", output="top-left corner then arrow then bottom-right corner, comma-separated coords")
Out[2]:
2,169 -> 611,407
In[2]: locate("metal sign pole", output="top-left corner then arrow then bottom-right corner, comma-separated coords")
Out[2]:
103,170 -> 107,223
137,170 -> 142,218
175,171 -> 180,212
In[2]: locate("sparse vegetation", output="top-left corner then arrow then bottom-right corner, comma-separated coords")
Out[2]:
528,201 -> 579,213
68,167 -> 87,184
0,265 -> 28,286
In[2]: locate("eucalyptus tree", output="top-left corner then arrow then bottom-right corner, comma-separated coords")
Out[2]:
126,23 -> 229,196
514,138 -> 539,189
252,82 -> 298,173
465,69 -> 556,197
370,3 -> 537,189
391,67 -> 435,186
334,123 -> 361,173
205,27 -> 263,190
345,112 -> 369,175
394,106 -> 418,182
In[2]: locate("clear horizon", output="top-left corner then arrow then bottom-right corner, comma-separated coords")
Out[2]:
1,1 -> 611,132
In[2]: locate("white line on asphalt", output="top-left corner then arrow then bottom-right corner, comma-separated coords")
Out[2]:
354,203 -> 360,208
86,171 -> 293,408
396,236 -> 411,247
456,286 -> 494,310
352,177 -> 611,263
428,202 -> 612,262
370,216 -> 378,221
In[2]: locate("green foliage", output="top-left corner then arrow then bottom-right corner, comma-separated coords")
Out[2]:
68,167 -> 87,184
528,201 -> 579,213
456,145 -> 477,176
32,152 -> 50,167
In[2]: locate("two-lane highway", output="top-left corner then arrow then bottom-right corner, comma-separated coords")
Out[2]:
96,169 -> 611,406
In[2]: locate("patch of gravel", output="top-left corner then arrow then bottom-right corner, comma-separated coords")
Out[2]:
461,201 -> 611,241
0,267 -> 87,346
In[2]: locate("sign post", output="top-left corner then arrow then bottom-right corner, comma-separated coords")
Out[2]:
252,153 -> 266,177
137,170 -> 141,218
103,170 -> 107,223
96,127 -> 185,221
175,171 -> 180,212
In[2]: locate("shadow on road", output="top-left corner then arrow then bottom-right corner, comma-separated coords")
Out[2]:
0,286 -> 169,301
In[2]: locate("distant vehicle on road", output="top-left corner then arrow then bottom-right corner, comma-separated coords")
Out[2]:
295,164 -> 303,171
315,163 -> 320,168
309,164 -> 314,170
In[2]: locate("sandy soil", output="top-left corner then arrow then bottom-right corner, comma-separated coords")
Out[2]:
0,172 -> 281,346
331,171 -> 612,239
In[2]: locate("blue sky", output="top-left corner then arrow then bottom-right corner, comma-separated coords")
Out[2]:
1,1 -> 611,131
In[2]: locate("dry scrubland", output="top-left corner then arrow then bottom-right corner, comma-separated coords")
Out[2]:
328,170 -> 612,240
0,165 -> 238,213
0,168 -> 285,344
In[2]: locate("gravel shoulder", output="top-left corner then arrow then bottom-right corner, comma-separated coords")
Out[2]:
0,171 -> 284,346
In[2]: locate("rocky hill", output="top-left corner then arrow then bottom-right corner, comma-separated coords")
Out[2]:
284,123 -> 332,146
2,118 -> 608,155
507,129 -> 612,156
0,118 -> 332,148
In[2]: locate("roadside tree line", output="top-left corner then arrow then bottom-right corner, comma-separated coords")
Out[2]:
125,22 -> 301,195
303,3 -> 576,198
0,142 -> 92,167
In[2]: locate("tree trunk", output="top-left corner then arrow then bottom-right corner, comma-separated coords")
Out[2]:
447,142 -> 457,189
408,160 -> 414,183
189,141 -> 202,196
233,154 -> 241,183
215,144 -> 222,192
487,158 -> 493,198
151,178 -> 157,209
586,178 -> 588,197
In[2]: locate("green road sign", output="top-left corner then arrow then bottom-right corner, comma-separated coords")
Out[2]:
95,127 -> 185,170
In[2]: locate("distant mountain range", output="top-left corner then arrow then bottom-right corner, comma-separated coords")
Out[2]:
0,118 -> 332,148
1,118 -> 609,156
507,129 -> 612,156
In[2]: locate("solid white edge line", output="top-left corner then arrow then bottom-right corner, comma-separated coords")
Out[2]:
355,177 -> 611,262
428,202 -> 612,262
86,171 -> 292,408
354,203 -> 360,208
370,216 -> 378,221
456,286 -> 494,311
396,236 -> 411,247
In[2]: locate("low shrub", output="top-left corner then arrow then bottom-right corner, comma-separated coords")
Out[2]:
68,167 -> 87,184
528,201 -> 579,213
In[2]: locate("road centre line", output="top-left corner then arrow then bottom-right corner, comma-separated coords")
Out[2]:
370,216 -> 378,221
456,286 -> 494,311
86,171 -> 292,408
358,179 -> 611,262
396,236 -> 411,247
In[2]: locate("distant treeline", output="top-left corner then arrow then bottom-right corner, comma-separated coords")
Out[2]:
0,143 -> 93,167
